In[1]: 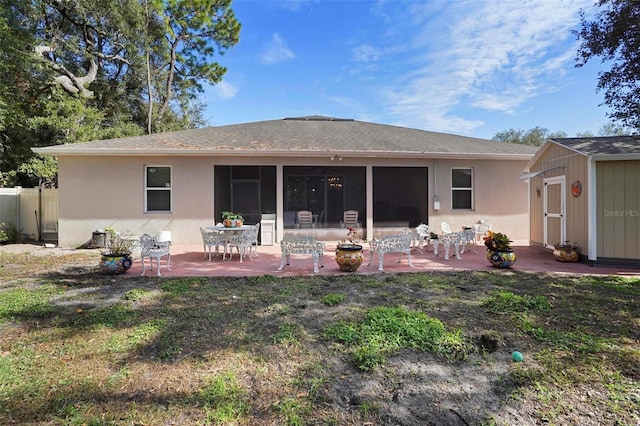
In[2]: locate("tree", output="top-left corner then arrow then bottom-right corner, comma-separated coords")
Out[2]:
0,0 -> 240,187
574,0 -> 640,131
492,127 -> 567,146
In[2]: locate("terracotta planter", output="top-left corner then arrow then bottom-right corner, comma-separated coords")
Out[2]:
486,249 -> 516,268
335,244 -> 363,272
100,253 -> 132,274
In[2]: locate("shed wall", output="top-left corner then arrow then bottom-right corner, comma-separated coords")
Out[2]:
596,160 -> 640,259
528,143 -> 589,253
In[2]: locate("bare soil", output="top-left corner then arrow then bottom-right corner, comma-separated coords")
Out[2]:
1,243 -> 638,425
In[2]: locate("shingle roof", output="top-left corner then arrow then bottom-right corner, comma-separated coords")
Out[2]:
33,116 -> 539,160
549,135 -> 640,156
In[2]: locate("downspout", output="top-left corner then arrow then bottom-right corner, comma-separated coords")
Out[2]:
433,160 -> 440,211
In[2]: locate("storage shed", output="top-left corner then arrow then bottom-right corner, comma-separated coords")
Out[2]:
523,136 -> 640,266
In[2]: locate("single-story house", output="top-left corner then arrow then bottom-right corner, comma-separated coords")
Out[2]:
33,116 -> 538,248
522,136 -> 640,266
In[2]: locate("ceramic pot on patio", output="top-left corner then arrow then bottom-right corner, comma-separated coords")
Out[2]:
552,245 -> 578,262
486,249 -> 516,269
335,244 -> 363,272
99,253 -> 133,274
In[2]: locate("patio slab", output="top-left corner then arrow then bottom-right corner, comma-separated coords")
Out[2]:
127,242 -> 640,278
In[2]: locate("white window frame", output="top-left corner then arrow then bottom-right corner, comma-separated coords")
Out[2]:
144,165 -> 172,213
451,167 -> 474,210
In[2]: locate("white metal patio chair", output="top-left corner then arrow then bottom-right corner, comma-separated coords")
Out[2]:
200,227 -> 227,261
413,223 -> 436,252
474,219 -> 492,242
139,233 -> 171,276
226,224 -> 260,262
441,221 -> 453,234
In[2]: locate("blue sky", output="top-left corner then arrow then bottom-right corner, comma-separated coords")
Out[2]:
203,0 -> 609,140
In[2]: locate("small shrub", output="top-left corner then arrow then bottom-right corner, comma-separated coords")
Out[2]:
0,222 -> 21,244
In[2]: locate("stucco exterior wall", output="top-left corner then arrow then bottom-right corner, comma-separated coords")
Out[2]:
57,155 -> 531,248
428,158 -> 530,244
58,156 -> 216,247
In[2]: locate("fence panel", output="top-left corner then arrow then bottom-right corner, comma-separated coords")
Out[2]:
0,188 -> 19,227
0,187 -> 59,241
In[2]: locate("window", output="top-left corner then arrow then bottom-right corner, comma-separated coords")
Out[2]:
145,166 -> 171,212
451,168 -> 473,210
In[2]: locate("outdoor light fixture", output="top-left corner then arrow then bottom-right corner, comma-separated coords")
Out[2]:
433,195 -> 440,211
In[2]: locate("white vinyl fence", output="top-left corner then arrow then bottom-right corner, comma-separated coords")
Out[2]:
0,187 -> 59,242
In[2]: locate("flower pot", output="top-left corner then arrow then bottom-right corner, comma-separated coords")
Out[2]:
553,246 -> 578,262
487,249 -> 516,268
100,253 -> 133,274
223,219 -> 243,227
335,244 -> 363,272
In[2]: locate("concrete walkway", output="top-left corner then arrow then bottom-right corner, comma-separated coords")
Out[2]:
129,242 -> 640,278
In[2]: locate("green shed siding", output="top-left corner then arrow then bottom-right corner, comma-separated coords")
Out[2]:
596,160 -> 640,259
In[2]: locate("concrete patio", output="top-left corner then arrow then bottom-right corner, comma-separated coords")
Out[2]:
127,241 -> 640,278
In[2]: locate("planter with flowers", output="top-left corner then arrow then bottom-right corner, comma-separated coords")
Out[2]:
483,231 -> 516,268
221,211 -> 244,228
99,228 -> 137,274
335,227 -> 364,272
553,241 -> 579,262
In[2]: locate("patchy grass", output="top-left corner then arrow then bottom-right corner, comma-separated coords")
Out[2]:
0,249 -> 638,425
323,306 -> 474,370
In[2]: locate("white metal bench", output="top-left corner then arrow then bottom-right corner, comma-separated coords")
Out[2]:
278,235 -> 325,273
368,233 -> 413,271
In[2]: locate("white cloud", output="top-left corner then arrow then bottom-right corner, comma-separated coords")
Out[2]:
211,80 -> 238,100
377,0 -> 593,134
352,44 -> 381,62
261,33 -> 296,65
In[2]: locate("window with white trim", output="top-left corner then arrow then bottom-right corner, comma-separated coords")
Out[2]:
145,166 -> 171,212
451,168 -> 473,210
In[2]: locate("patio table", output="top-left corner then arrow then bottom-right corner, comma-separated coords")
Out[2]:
205,225 -> 256,260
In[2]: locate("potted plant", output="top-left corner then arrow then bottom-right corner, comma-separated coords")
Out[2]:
221,211 -> 244,227
483,230 -> 516,268
335,227 -> 364,272
553,241 -> 579,262
99,227 -> 137,274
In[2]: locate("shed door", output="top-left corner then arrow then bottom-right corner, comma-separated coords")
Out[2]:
544,176 -> 565,249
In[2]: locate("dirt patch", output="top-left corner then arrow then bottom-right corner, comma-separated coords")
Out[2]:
0,243 -> 638,425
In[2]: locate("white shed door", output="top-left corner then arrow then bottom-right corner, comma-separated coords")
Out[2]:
544,176 -> 565,249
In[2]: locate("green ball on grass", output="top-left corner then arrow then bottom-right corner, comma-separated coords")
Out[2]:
512,351 -> 524,362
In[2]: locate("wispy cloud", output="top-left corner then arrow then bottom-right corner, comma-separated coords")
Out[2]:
372,0 -> 592,134
261,33 -> 296,65
352,44 -> 381,62
211,80 -> 238,100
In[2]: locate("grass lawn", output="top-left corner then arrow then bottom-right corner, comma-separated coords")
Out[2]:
0,248 -> 638,425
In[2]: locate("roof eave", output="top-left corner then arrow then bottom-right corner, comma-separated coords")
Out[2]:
591,153 -> 640,161
32,147 -> 534,160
